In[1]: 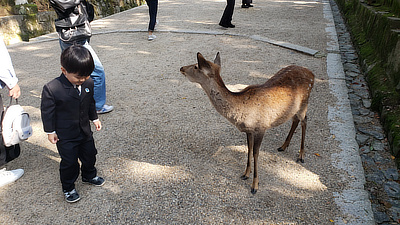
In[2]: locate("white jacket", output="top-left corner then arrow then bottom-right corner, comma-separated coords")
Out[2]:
0,37 -> 19,90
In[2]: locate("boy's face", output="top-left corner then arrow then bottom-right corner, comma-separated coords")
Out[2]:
61,67 -> 89,86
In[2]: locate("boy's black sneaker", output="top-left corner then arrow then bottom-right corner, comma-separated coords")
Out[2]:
64,189 -> 80,203
82,176 -> 105,186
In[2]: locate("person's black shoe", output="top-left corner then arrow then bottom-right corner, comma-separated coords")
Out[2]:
241,4 -> 249,8
82,176 -> 105,186
64,189 -> 80,203
219,23 -> 235,28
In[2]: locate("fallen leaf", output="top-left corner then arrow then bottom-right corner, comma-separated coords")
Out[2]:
315,153 -> 321,157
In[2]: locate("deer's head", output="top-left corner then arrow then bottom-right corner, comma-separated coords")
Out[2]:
180,52 -> 221,85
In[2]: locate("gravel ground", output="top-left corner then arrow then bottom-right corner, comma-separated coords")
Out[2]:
0,0 -> 373,224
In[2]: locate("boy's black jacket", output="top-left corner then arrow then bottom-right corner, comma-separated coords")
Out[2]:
41,74 -> 98,140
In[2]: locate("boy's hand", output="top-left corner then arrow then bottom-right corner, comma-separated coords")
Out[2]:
48,133 -> 59,144
93,120 -> 102,131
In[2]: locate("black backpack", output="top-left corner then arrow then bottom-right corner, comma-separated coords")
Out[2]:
50,0 -> 95,43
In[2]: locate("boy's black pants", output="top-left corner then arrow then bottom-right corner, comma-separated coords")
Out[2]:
56,134 -> 97,192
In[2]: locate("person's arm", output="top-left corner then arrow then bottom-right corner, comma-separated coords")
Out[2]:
41,84 -> 57,143
0,39 -> 19,98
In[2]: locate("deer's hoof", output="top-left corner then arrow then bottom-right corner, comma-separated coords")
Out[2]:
277,147 -> 284,152
296,158 -> 305,163
241,175 -> 249,180
251,188 -> 257,194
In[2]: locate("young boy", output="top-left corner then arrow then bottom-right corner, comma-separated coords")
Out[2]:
41,45 -> 105,203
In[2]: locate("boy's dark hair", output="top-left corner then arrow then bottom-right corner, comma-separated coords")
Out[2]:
60,44 -> 95,77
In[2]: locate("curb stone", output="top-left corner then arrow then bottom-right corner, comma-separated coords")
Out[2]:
330,0 -> 400,223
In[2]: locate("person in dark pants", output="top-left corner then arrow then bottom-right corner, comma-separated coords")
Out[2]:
41,45 -> 105,203
242,0 -> 253,8
219,0 -> 235,28
146,0 -> 158,40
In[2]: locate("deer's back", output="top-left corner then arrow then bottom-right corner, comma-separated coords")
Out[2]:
229,65 -> 314,132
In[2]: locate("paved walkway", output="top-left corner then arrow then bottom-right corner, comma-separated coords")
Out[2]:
0,0 -> 379,224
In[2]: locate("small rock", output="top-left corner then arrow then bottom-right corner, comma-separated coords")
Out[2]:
373,210 -> 391,223
389,206 -> 400,222
356,134 -> 370,145
359,108 -> 371,116
366,170 -> 386,184
353,115 -> 373,125
384,181 -> 400,199
361,154 -> 376,167
372,140 -> 385,151
359,145 -> 370,154
362,99 -> 371,108
383,168 -> 399,180
358,126 -> 385,140
373,152 -> 389,164
347,71 -> 359,77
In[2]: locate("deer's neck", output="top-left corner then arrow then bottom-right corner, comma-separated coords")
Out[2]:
201,78 -> 237,119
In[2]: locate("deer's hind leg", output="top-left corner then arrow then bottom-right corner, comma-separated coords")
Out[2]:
297,116 -> 307,163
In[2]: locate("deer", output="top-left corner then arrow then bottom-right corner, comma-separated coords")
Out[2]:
179,52 -> 314,194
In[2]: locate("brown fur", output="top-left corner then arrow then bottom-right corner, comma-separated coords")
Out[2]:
180,52 -> 314,194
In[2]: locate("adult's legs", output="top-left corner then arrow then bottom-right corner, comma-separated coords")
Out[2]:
146,0 -> 158,32
242,0 -> 253,7
82,42 -> 107,111
219,0 -> 235,27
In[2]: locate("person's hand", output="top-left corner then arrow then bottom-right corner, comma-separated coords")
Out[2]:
9,84 -> 21,99
93,120 -> 102,131
48,133 -> 59,144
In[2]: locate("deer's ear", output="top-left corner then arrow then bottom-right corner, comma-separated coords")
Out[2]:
214,52 -> 221,66
197,52 -> 209,69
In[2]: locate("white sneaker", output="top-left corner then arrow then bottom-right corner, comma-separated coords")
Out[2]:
0,168 -> 24,187
97,104 -> 114,114
148,35 -> 156,41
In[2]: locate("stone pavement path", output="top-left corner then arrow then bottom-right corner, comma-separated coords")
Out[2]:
0,0 -> 390,224
330,1 -> 400,224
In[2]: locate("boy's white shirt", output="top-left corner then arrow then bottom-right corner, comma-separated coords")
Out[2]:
0,37 -> 18,89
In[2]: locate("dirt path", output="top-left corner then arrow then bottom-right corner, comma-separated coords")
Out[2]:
0,0 -> 373,224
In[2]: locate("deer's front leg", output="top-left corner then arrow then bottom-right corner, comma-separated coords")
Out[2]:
251,132 -> 264,194
241,132 -> 253,180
